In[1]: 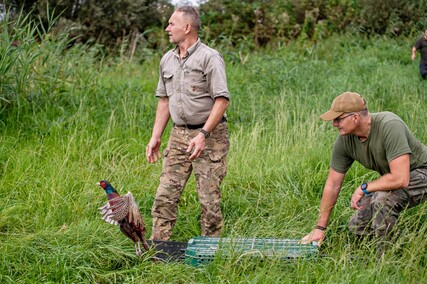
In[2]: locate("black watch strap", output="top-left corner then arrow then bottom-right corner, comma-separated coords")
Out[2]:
200,129 -> 210,138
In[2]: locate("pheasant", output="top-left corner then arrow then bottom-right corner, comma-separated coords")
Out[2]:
97,180 -> 150,256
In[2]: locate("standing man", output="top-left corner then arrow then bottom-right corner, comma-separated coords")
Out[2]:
302,92 -> 427,254
146,6 -> 230,241
411,29 -> 427,79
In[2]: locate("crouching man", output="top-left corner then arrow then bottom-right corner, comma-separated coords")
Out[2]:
302,92 -> 427,255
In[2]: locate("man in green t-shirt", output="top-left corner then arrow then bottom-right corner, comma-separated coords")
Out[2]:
302,92 -> 427,254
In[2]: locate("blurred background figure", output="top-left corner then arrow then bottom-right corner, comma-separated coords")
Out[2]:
411,29 -> 427,79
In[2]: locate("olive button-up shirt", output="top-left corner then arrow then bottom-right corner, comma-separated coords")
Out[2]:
156,39 -> 230,126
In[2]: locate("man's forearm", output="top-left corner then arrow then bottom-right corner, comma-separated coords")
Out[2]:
317,186 -> 340,227
152,97 -> 170,139
202,97 -> 229,133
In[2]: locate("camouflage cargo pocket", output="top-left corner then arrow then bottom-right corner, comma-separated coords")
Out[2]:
163,146 -> 189,167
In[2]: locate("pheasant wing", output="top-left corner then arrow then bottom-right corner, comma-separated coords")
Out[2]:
99,195 -> 130,225
126,192 -> 144,227
123,192 -> 150,251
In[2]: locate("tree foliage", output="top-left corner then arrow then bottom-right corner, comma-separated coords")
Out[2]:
1,0 -> 427,53
199,0 -> 427,48
70,0 -> 172,47
2,0 -> 173,55
359,0 -> 427,35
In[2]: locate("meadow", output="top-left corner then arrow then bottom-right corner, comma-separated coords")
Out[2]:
1,25 -> 427,283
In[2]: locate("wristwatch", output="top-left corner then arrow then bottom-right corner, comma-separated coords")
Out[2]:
200,129 -> 210,139
361,183 -> 372,196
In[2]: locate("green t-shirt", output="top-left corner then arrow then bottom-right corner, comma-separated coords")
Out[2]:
414,37 -> 427,64
331,112 -> 427,175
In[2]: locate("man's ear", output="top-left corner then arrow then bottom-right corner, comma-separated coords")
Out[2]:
185,23 -> 191,34
353,113 -> 360,124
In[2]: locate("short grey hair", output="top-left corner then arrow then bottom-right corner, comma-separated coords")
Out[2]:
175,5 -> 201,31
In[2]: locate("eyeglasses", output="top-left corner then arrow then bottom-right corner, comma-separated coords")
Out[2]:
333,113 -> 355,123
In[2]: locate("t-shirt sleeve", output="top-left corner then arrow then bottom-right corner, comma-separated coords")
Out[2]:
330,137 -> 354,174
382,120 -> 411,162
415,38 -> 423,50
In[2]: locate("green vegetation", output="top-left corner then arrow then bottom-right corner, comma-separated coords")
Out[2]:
1,15 -> 427,284
3,0 -> 427,53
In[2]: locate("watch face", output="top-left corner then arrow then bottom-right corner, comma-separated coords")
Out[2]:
361,183 -> 367,190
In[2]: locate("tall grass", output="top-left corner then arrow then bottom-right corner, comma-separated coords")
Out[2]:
1,19 -> 427,283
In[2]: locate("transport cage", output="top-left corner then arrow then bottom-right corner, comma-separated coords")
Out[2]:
185,236 -> 319,267
148,240 -> 188,261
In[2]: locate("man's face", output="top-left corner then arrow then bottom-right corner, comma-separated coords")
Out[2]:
332,112 -> 356,136
165,11 -> 188,44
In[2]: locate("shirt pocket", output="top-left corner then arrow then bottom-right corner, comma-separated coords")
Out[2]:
186,70 -> 207,96
162,73 -> 174,96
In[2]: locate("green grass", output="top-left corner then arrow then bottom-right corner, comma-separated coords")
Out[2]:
1,29 -> 427,283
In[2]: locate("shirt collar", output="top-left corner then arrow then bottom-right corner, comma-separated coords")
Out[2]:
173,38 -> 201,59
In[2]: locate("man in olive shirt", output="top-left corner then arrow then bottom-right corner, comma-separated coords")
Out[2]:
412,29 -> 427,79
302,92 -> 427,254
146,6 -> 230,240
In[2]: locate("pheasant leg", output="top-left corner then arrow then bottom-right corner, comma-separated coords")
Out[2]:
135,242 -> 142,257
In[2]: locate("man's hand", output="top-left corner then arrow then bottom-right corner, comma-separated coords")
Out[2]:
301,228 -> 325,247
146,138 -> 162,163
187,133 -> 206,160
350,186 -> 365,210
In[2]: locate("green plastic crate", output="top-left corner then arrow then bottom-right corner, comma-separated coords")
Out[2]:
185,236 -> 318,267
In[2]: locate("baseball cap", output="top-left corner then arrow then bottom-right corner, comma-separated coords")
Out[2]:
320,92 -> 367,121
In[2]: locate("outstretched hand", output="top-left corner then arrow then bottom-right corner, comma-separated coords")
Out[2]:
301,229 -> 325,247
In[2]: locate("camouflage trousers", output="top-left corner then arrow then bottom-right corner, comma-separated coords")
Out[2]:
349,167 -> 427,241
151,122 -> 229,241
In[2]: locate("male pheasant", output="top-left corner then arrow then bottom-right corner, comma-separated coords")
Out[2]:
97,180 -> 150,256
